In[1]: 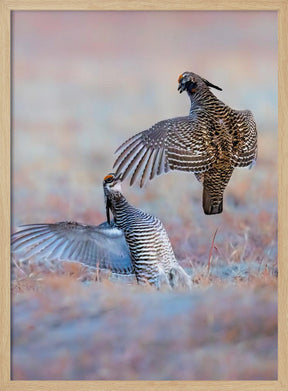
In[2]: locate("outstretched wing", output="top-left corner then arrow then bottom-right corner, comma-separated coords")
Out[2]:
231,109 -> 257,168
11,221 -> 134,275
113,116 -> 217,187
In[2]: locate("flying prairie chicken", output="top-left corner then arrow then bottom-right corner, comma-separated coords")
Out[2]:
113,71 -> 257,214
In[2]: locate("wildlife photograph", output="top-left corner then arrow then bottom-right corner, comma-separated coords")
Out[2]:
11,11 -> 277,380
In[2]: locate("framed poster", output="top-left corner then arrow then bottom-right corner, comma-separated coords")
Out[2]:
1,1 -> 287,391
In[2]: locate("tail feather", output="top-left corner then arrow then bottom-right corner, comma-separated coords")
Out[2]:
203,187 -> 223,215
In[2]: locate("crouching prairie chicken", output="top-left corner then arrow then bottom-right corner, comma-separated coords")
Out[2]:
11,174 -> 191,290
103,173 -> 192,289
113,71 -> 257,215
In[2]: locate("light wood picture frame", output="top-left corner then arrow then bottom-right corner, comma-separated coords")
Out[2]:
1,1 -> 287,390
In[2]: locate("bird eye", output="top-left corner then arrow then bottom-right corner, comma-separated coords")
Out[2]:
104,174 -> 115,183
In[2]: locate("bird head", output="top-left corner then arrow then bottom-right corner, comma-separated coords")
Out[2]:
103,173 -> 122,193
178,72 -> 222,94
103,173 -> 122,225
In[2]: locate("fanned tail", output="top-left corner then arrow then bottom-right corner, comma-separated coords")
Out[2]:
202,187 -> 223,215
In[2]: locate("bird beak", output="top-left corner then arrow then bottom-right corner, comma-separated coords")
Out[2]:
178,82 -> 186,93
178,74 -> 190,93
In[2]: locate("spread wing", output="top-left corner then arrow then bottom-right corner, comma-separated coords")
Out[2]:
11,221 -> 134,275
231,110 -> 258,168
113,116 -> 217,187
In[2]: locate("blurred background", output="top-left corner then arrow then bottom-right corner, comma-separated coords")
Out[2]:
12,11 -> 277,227
11,11 -> 278,380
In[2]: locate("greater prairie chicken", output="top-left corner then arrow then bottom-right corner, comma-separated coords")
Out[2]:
12,221 -> 134,275
104,173 -> 191,289
11,176 -> 191,289
113,71 -> 257,214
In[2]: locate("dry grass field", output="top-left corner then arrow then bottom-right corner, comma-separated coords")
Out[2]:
11,11 -> 277,380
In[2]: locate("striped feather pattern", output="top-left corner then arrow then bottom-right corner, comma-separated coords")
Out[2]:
114,117 -> 218,187
104,178 -> 191,289
113,71 -> 257,214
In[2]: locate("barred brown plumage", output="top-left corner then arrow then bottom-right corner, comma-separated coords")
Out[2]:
113,71 -> 257,215
103,173 -> 192,289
